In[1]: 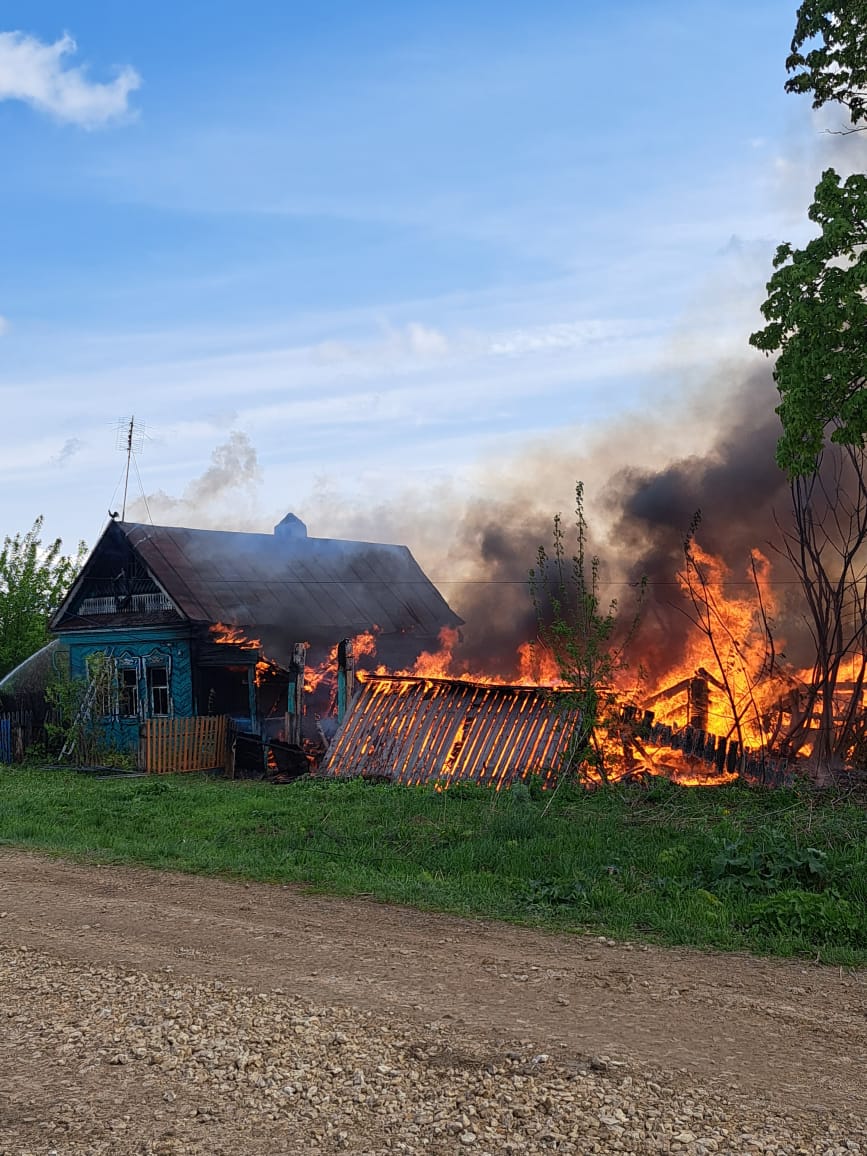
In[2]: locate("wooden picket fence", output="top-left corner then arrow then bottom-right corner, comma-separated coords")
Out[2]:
0,711 -> 32,764
0,718 -> 12,764
142,715 -> 229,774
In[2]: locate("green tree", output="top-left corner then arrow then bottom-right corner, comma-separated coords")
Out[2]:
750,169 -> 867,475
753,0 -> 867,473
748,171 -> 867,779
749,1 -> 867,780
0,517 -> 86,680
786,1 -> 867,128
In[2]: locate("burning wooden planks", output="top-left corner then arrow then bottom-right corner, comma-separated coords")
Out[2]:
320,675 -> 581,789
619,704 -> 792,786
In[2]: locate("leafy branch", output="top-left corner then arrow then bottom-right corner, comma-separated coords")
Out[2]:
529,482 -> 645,784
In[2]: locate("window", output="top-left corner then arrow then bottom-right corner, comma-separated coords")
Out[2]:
119,667 -> 139,718
147,665 -> 170,716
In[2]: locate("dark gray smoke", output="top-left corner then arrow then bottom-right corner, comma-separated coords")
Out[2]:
432,363 -> 842,691
602,369 -> 795,681
294,367 -> 804,683
442,503 -> 547,673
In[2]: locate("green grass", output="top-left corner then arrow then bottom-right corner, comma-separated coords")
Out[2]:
2,766 -> 867,965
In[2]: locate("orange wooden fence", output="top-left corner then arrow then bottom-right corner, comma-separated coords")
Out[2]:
143,715 -> 229,774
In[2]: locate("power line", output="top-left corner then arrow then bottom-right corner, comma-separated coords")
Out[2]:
94,576 -> 817,587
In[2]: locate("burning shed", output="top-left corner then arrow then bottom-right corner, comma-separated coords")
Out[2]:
50,514 -> 462,756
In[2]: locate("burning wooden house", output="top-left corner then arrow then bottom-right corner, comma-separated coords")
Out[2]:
44,506 -> 827,786
50,514 -> 462,760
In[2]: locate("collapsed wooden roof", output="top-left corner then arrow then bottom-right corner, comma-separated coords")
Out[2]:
320,674 -> 580,788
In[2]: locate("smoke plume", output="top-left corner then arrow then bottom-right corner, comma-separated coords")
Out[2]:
126,366 -> 812,686
128,432 -> 262,528
298,367 -> 799,682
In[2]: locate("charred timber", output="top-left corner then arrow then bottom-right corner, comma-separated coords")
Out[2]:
627,707 -> 792,786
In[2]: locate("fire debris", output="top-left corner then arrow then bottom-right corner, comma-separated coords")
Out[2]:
321,675 -> 581,789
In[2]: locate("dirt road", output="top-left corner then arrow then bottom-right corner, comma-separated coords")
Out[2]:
1,849 -> 865,1154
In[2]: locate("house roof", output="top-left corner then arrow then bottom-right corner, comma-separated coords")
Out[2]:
53,518 -> 462,643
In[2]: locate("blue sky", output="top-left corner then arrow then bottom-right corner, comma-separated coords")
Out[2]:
0,1 -> 838,557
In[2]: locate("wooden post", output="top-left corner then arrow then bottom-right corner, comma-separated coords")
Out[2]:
337,638 -> 356,723
726,739 -> 741,774
688,676 -> 709,731
287,642 -> 307,746
247,663 -> 258,735
225,726 -> 236,779
714,735 -> 728,774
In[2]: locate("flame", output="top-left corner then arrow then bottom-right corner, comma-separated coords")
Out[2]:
626,749 -> 739,788
210,622 -> 262,650
614,545 -> 814,764
305,629 -> 382,696
516,639 -> 562,685
304,663 -> 329,695
352,630 -> 378,660
344,544 -> 826,786
366,628 -> 566,688
209,622 -> 278,687
408,627 -> 464,679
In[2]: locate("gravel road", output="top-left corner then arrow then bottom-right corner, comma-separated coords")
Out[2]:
1,850 -> 865,1155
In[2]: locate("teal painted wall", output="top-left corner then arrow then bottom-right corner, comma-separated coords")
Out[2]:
65,627 -> 194,753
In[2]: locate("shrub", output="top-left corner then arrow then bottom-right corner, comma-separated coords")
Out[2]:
703,836 -> 829,892
747,890 -> 865,946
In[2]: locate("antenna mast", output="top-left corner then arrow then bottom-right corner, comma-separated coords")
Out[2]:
122,416 -> 134,520
114,416 -> 146,521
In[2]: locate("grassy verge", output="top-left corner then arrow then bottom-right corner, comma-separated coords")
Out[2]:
2,766 -> 867,965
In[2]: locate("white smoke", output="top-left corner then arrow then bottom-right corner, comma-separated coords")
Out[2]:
128,431 -> 262,528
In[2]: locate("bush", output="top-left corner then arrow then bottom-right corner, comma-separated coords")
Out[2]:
747,890 -> 865,946
702,836 -> 829,892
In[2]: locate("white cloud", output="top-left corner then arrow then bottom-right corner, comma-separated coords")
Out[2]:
308,317 -> 634,370
312,321 -> 450,366
50,437 -> 84,466
405,322 -> 449,357
0,31 -> 140,127
488,319 -> 633,356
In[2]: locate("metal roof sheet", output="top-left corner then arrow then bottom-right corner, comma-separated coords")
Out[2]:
116,522 -> 462,641
320,675 -> 580,788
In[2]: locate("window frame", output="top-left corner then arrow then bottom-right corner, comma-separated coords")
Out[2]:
118,665 -> 140,719
146,663 -> 171,717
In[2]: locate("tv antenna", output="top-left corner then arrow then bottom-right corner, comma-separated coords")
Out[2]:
114,416 -> 147,521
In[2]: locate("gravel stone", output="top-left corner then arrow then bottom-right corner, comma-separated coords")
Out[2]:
1,944 -> 865,1155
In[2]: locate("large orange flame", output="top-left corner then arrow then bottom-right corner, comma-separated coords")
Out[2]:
209,622 -> 275,686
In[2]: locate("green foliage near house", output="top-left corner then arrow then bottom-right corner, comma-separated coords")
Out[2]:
747,1 -> 867,781
0,518 -> 87,680
751,1 -> 867,474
